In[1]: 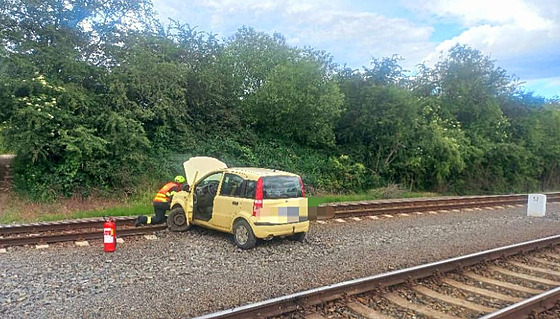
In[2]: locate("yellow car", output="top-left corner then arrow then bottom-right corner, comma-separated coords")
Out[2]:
168,157 -> 309,249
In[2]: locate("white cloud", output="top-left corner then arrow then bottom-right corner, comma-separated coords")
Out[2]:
155,0 -> 435,68
425,22 -> 559,63
414,0 -> 560,75
152,0 -> 560,96
288,10 -> 435,68
405,0 -> 554,29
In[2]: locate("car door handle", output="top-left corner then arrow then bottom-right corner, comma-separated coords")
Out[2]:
232,201 -> 239,205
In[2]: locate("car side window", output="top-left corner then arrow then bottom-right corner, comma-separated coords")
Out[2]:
219,173 -> 244,197
243,180 -> 257,199
196,172 -> 223,187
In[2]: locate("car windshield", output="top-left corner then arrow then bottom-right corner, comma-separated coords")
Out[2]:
262,176 -> 303,199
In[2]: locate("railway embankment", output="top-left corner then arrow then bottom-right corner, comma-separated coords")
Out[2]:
1,203 -> 560,318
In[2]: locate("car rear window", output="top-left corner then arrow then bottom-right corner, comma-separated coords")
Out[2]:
262,176 -> 303,199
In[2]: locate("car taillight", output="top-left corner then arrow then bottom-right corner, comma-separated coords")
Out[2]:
299,176 -> 305,197
253,177 -> 263,217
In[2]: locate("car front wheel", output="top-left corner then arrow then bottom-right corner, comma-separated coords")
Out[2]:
233,219 -> 257,249
167,207 -> 191,232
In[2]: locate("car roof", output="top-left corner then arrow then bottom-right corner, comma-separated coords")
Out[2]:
225,167 -> 299,179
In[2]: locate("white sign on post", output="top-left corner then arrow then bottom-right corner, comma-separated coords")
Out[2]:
527,194 -> 546,217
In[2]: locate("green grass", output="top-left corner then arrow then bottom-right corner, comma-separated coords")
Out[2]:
39,203 -> 153,222
0,209 -> 22,224
1,187 -> 438,224
307,190 -> 438,207
0,202 -> 152,224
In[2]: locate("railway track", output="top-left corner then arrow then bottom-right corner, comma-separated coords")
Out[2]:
319,192 -> 560,219
1,193 -> 559,248
193,235 -> 560,319
0,216 -> 166,247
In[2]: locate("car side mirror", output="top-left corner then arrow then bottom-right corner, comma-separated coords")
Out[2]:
183,184 -> 190,192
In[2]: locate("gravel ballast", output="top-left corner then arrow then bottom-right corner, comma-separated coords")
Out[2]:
2,203 -> 560,318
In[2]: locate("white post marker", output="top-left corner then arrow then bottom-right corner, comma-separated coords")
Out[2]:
527,194 -> 547,217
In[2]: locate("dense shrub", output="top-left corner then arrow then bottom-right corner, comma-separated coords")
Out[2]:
1,1 -> 559,200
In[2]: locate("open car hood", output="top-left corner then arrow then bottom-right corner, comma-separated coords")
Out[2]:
183,157 -> 227,186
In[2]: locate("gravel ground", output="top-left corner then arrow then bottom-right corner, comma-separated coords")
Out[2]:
2,203 -> 560,319
538,301 -> 560,319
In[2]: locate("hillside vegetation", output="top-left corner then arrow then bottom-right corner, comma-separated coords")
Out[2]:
1,0 -> 559,201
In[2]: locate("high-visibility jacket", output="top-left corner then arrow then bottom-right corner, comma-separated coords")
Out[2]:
153,182 -> 182,203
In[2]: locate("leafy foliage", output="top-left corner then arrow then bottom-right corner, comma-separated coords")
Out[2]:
1,1 -> 559,201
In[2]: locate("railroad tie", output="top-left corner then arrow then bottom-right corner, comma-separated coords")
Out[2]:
488,266 -> 560,286
462,272 -> 543,294
528,256 -> 560,268
347,302 -> 393,319
412,285 -> 497,313
74,241 -> 90,247
384,292 -> 461,319
440,278 -> 522,303
508,261 -> 560,278
543,252 -> 560,260
304,313 -> 327,319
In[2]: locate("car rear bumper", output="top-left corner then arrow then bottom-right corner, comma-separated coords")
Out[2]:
251,220 -> 309,238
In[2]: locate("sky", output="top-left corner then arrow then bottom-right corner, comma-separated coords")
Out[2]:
152,0 -> 560,99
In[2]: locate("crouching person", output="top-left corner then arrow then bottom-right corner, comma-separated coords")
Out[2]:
136,175 -> 186,226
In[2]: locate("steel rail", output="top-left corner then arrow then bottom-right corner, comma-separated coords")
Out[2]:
333,200 -> 525,217
0,195 -> 528,237
331,195 -> 528,212
2,192 -> 559,246
192,234 -> 560,319
479,286 -> 560,319
329,194 -> 525,208
0,216 -> 138,236
320,192 -> 560,219
328,193 -> 560,211
0,224 -> 167,246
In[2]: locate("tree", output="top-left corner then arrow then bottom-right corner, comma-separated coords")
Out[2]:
224,27 -> 296,96
414,44 -> 515,142
0,0 -> 155,68
3,73 -> 150,199
337,72 -> 419,177
245,59 -> 343,147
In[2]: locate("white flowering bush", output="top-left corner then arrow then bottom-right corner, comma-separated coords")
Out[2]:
2,73 -> 149,200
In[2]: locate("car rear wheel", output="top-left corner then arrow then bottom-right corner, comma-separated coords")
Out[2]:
290,232 -> 307,242
233,219 -> 257,249
167,207 -> 191,232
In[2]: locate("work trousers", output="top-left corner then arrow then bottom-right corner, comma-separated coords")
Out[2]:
152,201 -> 170,224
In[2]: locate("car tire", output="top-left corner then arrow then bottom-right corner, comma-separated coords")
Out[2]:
167,207 -> 191,232
290,232 -> 307,242
233,219 -> 257,249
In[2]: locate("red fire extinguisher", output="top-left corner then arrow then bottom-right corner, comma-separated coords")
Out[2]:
103,217 -> 116,252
